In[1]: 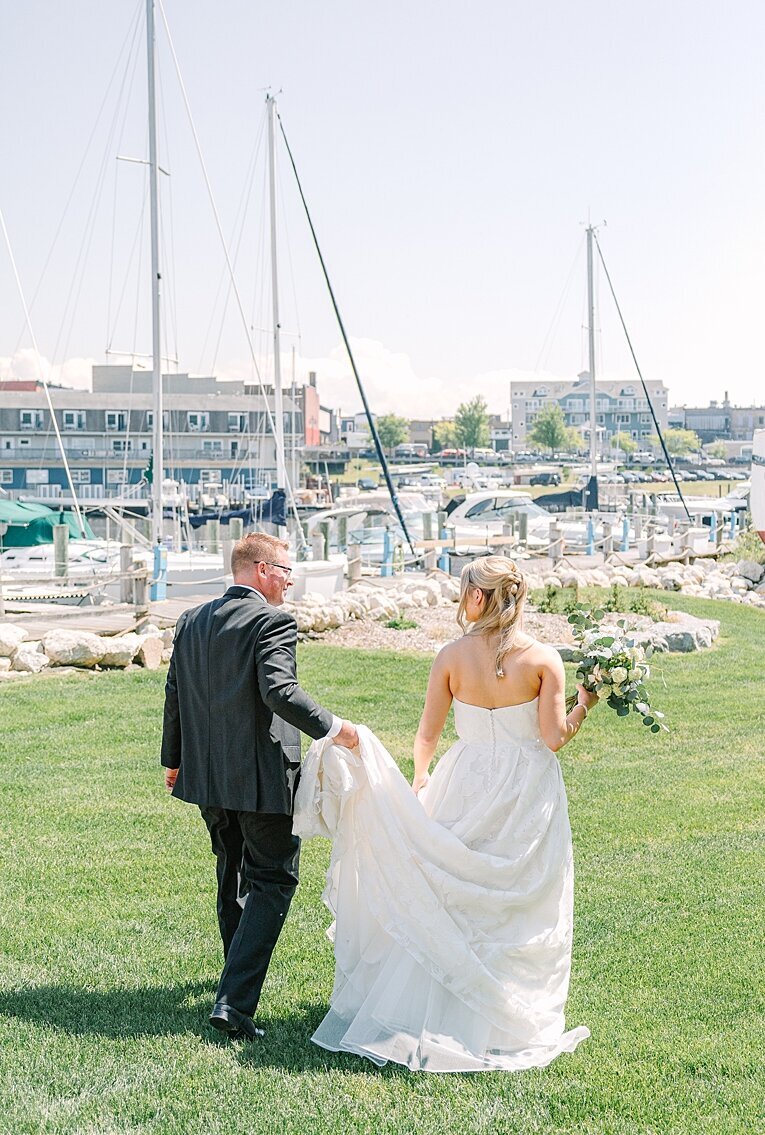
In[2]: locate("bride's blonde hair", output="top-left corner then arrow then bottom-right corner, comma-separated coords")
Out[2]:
457,555 -> 528,678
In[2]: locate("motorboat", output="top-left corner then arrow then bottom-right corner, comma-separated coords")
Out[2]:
444,490 -> 625,552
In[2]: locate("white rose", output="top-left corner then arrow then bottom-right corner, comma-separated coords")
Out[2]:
611,666 -> 629,685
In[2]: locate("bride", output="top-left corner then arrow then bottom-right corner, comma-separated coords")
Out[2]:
294,555 -> 598,1072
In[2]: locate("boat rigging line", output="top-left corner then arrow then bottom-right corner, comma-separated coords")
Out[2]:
594,233 -> 692,523
0,204 -> 88,537
275,108 -> 419,560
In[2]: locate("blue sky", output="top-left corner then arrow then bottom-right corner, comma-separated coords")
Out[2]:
1,0 -> 763,417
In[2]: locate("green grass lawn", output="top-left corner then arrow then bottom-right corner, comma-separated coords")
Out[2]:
0,594 -> 763,1134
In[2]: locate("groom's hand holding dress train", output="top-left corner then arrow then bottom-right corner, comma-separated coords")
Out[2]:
161,532 -> 358,1040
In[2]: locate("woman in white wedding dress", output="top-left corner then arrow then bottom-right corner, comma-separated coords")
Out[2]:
294,556 -> 598,1072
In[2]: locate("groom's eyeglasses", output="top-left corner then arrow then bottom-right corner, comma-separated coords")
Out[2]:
258,561 -> 293,578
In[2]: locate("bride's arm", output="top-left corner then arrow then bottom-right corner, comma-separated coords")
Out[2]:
412,649 -> 453,792
538,647 -> 598,752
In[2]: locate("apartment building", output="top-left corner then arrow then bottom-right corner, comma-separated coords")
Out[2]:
0,364 -> 321,498
511,372 -> 668,451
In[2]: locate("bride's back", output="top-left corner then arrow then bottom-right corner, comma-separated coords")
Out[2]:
446,631 -> 550,709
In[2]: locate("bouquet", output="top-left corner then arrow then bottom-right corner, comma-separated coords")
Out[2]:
564,605 -> 669,733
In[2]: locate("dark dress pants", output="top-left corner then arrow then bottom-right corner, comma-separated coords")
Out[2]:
200,807 -> 300,1018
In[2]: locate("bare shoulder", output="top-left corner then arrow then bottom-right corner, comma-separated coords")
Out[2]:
518,635 -> 564,674
432,638 -> 461,671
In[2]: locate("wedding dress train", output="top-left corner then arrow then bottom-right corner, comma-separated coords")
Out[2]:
293,698 -> 589,1072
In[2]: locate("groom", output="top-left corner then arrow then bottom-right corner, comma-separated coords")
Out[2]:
161,531 -> 358,1039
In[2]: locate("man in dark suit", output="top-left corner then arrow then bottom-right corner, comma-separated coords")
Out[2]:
161,532 -> 358,1040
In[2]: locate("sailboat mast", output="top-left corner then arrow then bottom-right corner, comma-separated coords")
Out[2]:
586,224 -> 597,482
266,94 -> 287,510
146,0 -> 163,547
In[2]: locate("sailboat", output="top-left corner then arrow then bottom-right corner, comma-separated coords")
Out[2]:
1,5 -> 347,604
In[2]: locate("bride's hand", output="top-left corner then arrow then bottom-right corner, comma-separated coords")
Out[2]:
411,772 -> 430,795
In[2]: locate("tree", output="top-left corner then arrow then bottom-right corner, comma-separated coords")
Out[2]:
649,428 -> 701,456
454,396 -> 490,455
432,419 -> 458,454
707,440 -> 728,460
527,404 -> 570,454
375,414 -> 409,455
611,431 -> 638,458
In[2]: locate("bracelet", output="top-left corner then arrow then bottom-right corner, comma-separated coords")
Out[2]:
574,702 -> 588,719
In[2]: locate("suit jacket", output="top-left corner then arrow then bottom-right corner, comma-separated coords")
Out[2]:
161,585 -> 333,814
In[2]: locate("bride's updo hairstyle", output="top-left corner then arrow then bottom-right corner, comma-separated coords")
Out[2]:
457,555 -> 528,678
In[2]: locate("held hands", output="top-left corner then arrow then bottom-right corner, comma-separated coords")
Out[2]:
164,767 -> 179,792
334,720 -> 360,750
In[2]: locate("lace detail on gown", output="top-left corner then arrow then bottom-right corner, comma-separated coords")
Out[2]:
293,701 -> 589,1072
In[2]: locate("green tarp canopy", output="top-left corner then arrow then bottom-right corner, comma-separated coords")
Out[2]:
0,500 -> 95,547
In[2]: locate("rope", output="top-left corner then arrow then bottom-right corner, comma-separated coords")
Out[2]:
275,107 -> 419,562
0,206 -> 87,536
594,234 -> 692,523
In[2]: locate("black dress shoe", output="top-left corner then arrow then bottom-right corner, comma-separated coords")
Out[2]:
209,1002 -> 264,1040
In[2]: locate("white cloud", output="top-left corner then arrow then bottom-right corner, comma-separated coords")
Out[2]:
216,338 -> 574,420
0,349 -> 96,390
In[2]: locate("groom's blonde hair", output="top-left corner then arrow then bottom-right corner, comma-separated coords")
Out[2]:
457,555 -> 528,678
231,532 -> 289,577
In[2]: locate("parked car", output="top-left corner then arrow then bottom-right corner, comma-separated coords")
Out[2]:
529,472 -> 561,486
358,477 -> 379,491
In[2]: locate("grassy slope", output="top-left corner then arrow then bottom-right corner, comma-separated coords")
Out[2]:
0,593 -> 763,1134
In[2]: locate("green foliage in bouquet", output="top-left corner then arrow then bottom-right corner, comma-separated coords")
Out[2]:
565,605 -> 669,733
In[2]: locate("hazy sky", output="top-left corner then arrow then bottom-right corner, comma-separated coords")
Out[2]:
1,0 -> 763,418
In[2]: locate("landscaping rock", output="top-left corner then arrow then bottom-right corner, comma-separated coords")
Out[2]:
12,648 -> 50,674
0,657 -> 12,672
137,636 -> 164,670
43,629 -> 106,668
736,561 -> 764,584
0,624 -> 28,657
100,633 -> 143,669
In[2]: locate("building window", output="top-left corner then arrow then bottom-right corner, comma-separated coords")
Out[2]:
146,411 -> 170,429
63,411 -> 86,430
0,469 -> 12,484
200,469 -> 221,483
203,439 -> 223,453
70,469 -> 91,484
228,413 -> 246,433
187,412 -> 209,432
18,437 -> 31,448
111,439 -> 132,452
106,412 -> 127,431
19,410 -> 44,430
615,414 -> 631,424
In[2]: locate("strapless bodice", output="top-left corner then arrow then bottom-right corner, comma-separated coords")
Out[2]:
452,697 -> 542,744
